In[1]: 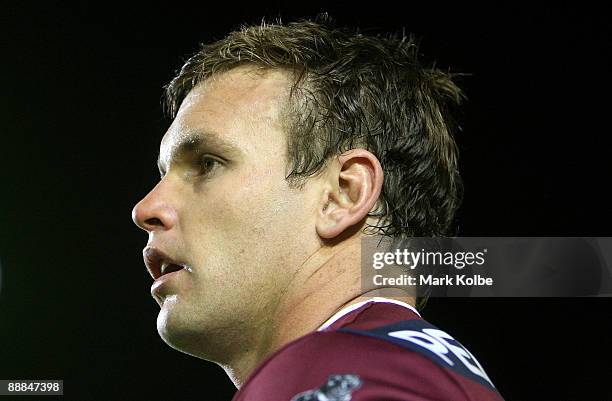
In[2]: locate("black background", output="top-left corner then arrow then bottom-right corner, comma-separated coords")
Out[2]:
1,2 -> 611,401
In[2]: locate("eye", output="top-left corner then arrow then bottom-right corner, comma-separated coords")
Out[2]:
198,155 -> 221,176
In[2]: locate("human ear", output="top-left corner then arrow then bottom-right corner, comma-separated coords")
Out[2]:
316,149 -> 383,239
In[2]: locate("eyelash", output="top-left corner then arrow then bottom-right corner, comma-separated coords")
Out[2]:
198,155 -> 221,176
158,154 -> 223,180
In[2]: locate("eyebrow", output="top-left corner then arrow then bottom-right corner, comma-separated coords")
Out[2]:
157,130 -> 241,175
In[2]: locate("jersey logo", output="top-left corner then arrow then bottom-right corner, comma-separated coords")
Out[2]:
339,320 -> 497,391
290,374 -> 362,401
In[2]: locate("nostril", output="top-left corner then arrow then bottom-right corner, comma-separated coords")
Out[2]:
145,217 -> 164,227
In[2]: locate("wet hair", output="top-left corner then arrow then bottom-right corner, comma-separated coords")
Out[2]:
164,15 -> 464,239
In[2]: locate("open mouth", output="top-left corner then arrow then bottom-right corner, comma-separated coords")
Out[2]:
161,263 -> 184,276
143,247 -> 187,280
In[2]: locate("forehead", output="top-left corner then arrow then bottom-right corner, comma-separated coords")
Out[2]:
160,67 -> 291,163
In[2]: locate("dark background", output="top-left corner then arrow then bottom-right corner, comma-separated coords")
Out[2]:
1,2 -> 611,400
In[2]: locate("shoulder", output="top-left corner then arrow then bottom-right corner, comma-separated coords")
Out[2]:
234,302 -> 504,401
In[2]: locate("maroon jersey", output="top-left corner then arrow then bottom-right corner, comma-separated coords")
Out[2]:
232,298 -> 504,401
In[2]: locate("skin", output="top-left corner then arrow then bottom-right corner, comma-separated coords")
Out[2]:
132,65 -> 415,387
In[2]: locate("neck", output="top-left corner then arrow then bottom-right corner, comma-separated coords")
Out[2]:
222,234 -> 415,388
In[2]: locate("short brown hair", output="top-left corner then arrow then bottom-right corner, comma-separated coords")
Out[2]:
164,15 -> 465,238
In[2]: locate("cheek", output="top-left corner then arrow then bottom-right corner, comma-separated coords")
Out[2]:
189,168 -> 308,262
229,178 -> 293,242
220,166 -> 295,228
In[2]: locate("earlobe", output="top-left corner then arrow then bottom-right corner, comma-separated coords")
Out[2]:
315,149 -> 383,240
316,189 -> 348,239
317,203 -> 351,239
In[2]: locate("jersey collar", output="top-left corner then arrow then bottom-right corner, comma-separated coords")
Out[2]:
317,296 -> 421,332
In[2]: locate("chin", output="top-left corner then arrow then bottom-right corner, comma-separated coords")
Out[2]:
155,298 -> 213,359
157,298 -> 191,348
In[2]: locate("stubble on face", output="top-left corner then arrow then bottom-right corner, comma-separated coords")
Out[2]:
154,66 -> 322,362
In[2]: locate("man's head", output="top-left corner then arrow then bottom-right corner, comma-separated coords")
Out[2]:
132,17 -> 463,363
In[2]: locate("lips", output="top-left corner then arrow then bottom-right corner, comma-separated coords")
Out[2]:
143,247 -> 186,280
161,261 -> 184,276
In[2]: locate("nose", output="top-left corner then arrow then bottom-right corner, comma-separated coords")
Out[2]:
132,181 -> 177,232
